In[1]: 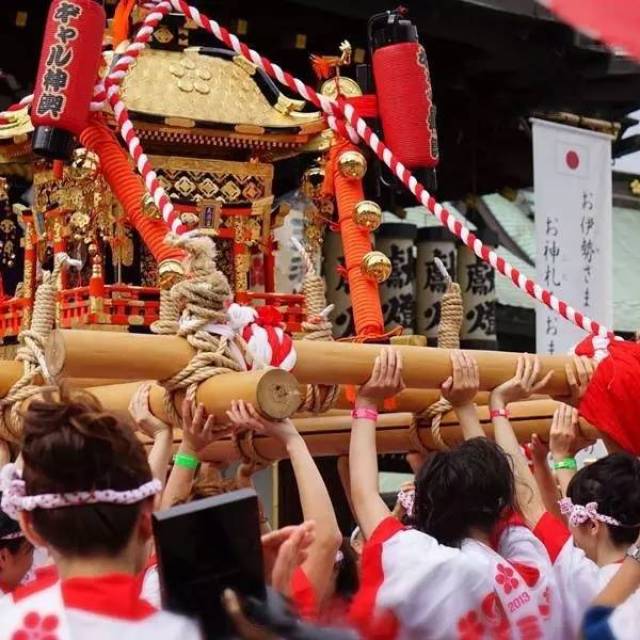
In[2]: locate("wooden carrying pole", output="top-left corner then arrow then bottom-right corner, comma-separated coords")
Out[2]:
198,399 -> 599,463
46,330 -> 573,395
87,368 -> 302,423
333,387 -> 492,412
86,380 -> 489,426
0,361 -> 26,398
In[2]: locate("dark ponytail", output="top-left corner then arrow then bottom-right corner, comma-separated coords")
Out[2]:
413,438 -> 515,548
21,386 -> 152,557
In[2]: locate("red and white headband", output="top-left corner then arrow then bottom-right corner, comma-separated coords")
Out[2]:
0,531 -> 24,541
558,497 -> 621,528
0,464 -> 161,522
397,487 -> 415,517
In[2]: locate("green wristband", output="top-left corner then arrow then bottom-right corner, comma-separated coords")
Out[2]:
553,457 -> 578,471
174,452 -> 199,470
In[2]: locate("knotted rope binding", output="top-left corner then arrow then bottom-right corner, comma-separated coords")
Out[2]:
293,237 -> 339,414
0,254 -> 79,443
411,258 -> 463,452
157,233 -> 245,428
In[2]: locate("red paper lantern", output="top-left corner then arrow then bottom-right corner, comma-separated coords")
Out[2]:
370,10 -> 439,171
31,0 -> 106,159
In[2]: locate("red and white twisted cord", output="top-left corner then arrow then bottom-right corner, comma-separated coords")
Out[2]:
103,1 -> 185,234
1,87 -> 107,124
169,0 -> 611,338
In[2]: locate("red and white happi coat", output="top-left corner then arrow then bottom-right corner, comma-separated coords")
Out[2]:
0,572 -> 201,640
350,516 -> 566,640
0,547 -> 50,600
533,512 -> 624,639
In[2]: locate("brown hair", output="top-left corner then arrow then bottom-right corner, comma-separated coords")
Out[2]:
21,386 -> 152,557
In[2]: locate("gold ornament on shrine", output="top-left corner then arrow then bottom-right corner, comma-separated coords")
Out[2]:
361,250 -> 391,283
301,165 -> 325,199
337,150 -> 367,180
142,193 -> 161,219
353,200 -> 382,231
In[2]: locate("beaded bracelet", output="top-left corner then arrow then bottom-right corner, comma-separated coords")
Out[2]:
490,408 -> 509,419
174,452 -> 200,470
553,457 -> 578,471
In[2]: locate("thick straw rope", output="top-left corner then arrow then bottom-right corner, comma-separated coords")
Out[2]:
151,289 -> 180,336
0,255 -> 78,443
158,233 -> 244,427
411,259 -> 463,452
292,237 -> 339,414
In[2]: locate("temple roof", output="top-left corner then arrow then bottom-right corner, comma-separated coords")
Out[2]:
0,107 -> 31,167
118,47 -> 325,136
0,107 -> 32,142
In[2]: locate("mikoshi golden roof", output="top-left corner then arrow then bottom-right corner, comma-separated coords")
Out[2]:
0,107 -> 32,176
117,48 -> 326,136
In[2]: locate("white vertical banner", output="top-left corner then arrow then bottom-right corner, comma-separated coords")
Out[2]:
532,119 -> 613,354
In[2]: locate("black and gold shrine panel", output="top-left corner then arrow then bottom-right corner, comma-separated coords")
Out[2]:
149,155 -> 274,205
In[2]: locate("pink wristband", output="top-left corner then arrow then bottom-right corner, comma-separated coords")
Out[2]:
352,408 -> 379,421
490,408 -> 509,419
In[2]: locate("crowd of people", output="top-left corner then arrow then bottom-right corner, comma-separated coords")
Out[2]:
1,347 -> 640,639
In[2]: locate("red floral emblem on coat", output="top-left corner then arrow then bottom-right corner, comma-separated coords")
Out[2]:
495,563 -> 519,595
538,586 -> 551,620
11,612 -> 59,640
457,611 -> 485,640
481,592 -> 509,635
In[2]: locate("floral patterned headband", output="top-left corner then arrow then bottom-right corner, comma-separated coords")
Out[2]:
0,464 -> 162,522
558,497 -> 621,528
397,487 -> 415,517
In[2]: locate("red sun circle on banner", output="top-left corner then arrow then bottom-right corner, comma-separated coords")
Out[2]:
565,150 -> 580,170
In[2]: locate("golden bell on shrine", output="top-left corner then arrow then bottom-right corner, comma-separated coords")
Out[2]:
353,200 -> 382,231
361,250 -> 392,283
337,150 -> 367,180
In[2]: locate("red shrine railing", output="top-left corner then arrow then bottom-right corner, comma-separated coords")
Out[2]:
0,297 -> 30,340
0,288 -> 305,338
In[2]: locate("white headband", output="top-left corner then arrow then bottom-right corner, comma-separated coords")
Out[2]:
558,497 -> 621,528
0,531 -> 24,541
397,487 -> 415,517
0,464 -> 161,522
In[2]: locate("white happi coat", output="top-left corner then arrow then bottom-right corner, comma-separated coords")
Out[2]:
350,516 -> 565,640
0,547 -> 51,599
0,572 -> 201,640
533,511 -> 624,639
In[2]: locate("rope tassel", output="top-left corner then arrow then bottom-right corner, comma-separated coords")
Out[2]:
0,255 -> 79,442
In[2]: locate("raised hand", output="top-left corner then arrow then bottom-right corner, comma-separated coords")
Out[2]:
357,347 -> 406,406
226,399 -> 299,444
129,382 -> 171,439
181,398 -> 230,455
529,434 -> 549,467
491,354 -> 553,409
565,356 -> 596,407
550,403 -> 592,462
441,350 -> 479,408
260,522 -> 315,595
